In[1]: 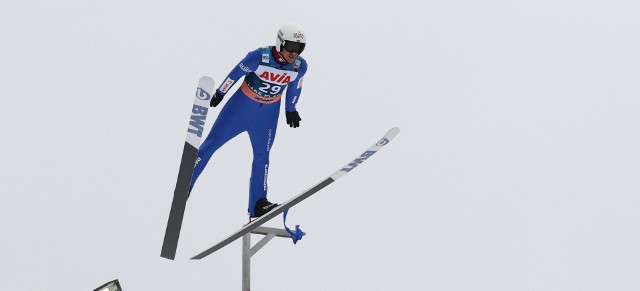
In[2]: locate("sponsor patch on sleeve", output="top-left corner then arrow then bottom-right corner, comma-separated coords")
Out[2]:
297,76 -> 304,89
220,77 -> 235,94
262,53 -> 270,63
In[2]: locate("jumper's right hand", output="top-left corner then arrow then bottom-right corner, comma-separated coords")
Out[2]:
210,92 -> 224,107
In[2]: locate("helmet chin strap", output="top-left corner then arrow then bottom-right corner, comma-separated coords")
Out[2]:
273,46 -> 290,65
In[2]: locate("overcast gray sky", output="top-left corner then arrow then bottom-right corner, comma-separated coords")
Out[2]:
2,0 -> 640,290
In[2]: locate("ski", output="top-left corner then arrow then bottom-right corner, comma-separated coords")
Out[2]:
161,76 -> 216,260
190,127 -> 400,260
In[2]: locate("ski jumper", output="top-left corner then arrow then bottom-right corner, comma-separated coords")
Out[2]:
190,46 -> 308,216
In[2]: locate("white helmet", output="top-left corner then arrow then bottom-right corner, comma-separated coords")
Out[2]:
276,23 -> 306,54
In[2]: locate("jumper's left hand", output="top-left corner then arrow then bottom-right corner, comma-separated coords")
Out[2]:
285,111 -> 302,128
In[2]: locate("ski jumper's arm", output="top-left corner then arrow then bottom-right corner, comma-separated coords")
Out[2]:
285,59 -> 308,112
215,49 -> 262,96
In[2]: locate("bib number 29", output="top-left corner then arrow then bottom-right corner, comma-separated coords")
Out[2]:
259,83 -> 282,95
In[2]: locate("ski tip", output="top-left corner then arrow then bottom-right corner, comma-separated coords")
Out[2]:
199,75 -> 214,82
197,76 -> 215,91
387,127 -> 400,139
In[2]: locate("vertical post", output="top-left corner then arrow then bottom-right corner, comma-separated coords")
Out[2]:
240,227 -> 292,290
242,233 -> 250,291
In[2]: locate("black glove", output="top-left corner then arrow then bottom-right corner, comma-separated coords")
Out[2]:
285,111 -> 302,128
210,92 -> 224,107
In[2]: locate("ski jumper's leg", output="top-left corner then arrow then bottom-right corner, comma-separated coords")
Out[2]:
246,102 -> 281,216
190,94 -> 255,188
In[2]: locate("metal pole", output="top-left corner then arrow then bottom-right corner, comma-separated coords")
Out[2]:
242,233 -> 250,291
241,227 -> 292,291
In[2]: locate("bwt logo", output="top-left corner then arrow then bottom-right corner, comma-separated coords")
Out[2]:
376,138 -> 389,146
341,150 -> 377,172
196,87 -> 211,100
188,105 -> 208,137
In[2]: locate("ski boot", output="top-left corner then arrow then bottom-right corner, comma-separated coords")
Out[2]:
249,198 -> 280,221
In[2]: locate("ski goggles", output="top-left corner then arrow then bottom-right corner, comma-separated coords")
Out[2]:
282,41 -> 306,54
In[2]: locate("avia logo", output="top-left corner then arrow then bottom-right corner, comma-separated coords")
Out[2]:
293,31 -> 304,39
188,105 -> 208,137
341,150 -> 377,172
376,138 -> 389,146
259,71 -> 291,84
196,87 -> 211,100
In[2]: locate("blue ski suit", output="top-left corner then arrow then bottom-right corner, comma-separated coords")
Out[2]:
190,46 -> 308,216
